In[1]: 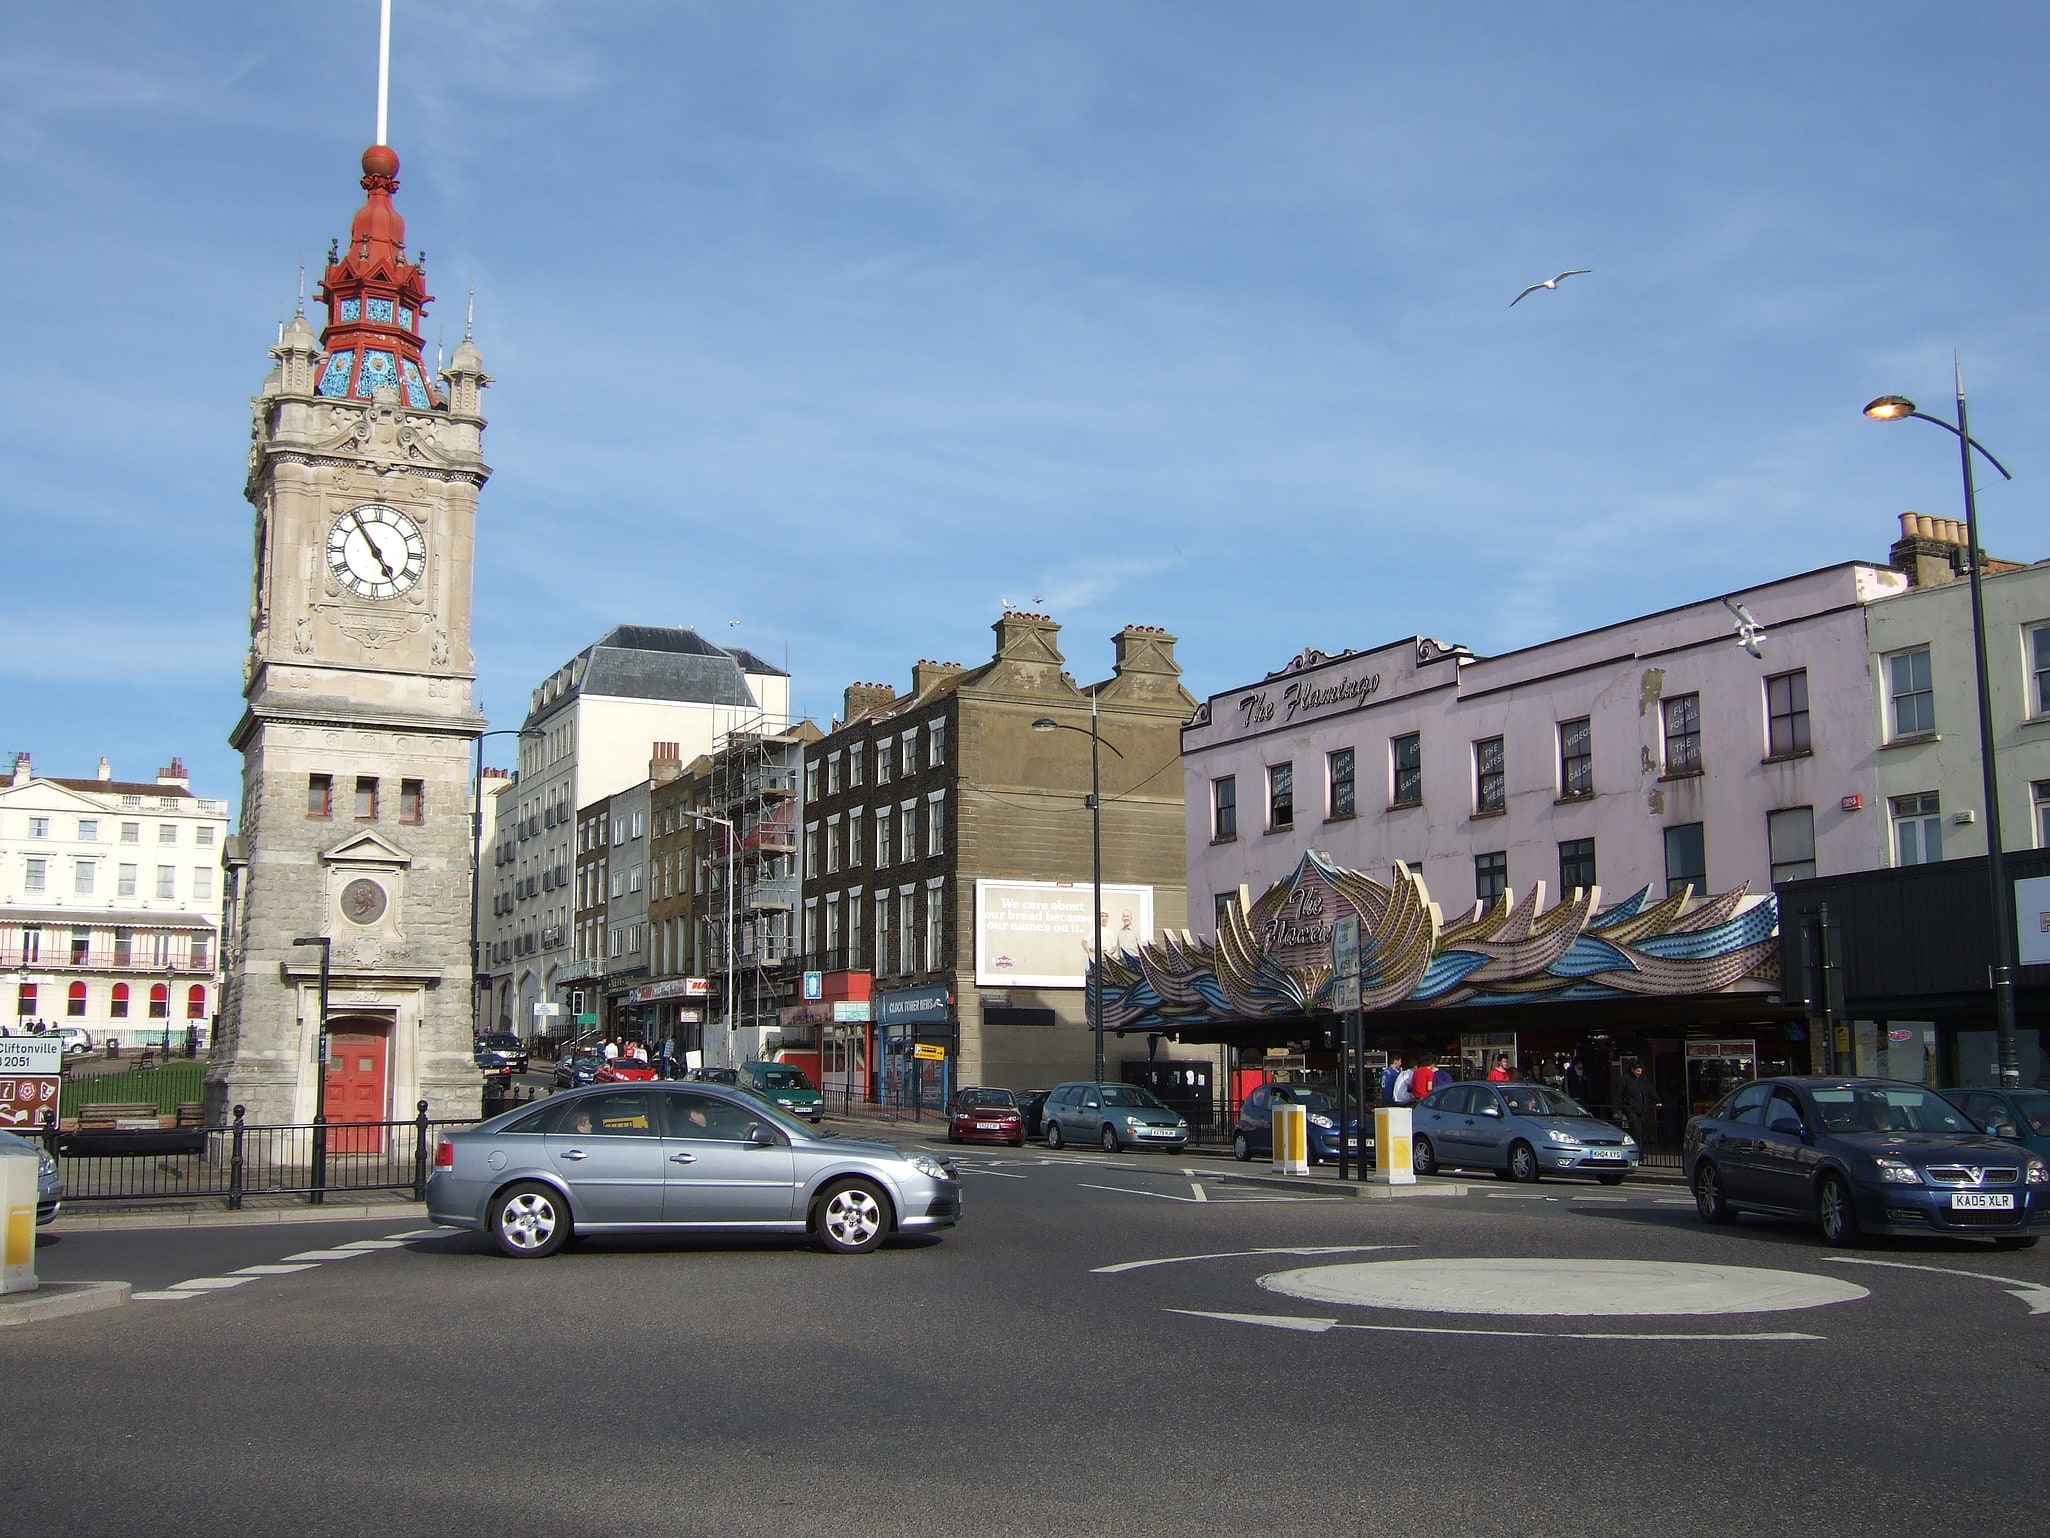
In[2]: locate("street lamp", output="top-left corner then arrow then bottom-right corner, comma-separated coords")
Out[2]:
1033,699 -> 1126,1084
291,935 -> 330,1204
1864,361 -> 2021,1088
471,727 -> 544,1038
678,807 -> 737,1069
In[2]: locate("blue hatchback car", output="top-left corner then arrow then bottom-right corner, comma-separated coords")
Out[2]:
1232,1083 -> 1363,1165
1686,1076 -> 2050,1248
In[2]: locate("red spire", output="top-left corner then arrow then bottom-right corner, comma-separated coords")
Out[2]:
313,145 -> 440,409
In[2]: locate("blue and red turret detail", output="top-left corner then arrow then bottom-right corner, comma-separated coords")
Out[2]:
315,145 -> 439,410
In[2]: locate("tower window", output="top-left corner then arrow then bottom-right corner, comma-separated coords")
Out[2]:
308,775 -> 333,819
355,777 -> 379,820
400,779 -> 424,824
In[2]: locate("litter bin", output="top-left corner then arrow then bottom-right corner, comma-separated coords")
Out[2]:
107,1038 -> 121,1060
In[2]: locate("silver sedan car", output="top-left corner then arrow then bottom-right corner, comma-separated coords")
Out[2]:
427,1083 -> 961,1258
1412,1081 -> 1641,1184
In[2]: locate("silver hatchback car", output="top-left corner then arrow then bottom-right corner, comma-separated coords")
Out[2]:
1412,1081 -> 1641,1184
427,1083 -> 961,1258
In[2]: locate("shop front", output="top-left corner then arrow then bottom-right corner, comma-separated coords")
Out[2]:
1093,850 -> 1797,1143
878,983 -> 954,1112
621,976 -> 709,1067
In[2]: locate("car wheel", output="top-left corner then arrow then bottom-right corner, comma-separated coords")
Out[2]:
1507,1140 -> 1540,1184
1046,1121 -> 1064,1150
1693,1161 -> 1735,1223
1816,1172 -> 1861,1247
490,1182 -> 569,1259
1994,1236 -> 2039,1251
1412,1134 -> 1438,1177
947,1128 -> 962,1144
815,1178 -> 890,1254
1010,1135 -> 1026,1148
1100,1124 -> 1120,1154
1233,1132 -> 1252,1162
1595,1172 -> 1627,1187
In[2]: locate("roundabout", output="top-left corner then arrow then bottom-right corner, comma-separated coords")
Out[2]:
1255,1256 -> 1870,1317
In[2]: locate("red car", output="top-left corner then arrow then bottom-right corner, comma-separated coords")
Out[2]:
594,1057 -> 658,1083
948,1088 -> 1026,1146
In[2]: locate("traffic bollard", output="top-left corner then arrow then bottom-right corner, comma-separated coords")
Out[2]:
1374,1106 -> 1416,1185
1271,1103 -> 1310,1175
1,1143 -> 39,1295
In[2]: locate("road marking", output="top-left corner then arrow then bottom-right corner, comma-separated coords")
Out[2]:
1079,1182 -> 1205,1203
131,1292 -> 202,1302
1189,1182 -> 1208,1203
335,1239 -> 409,1249
1654,1198 -> 1696,1206
1572,1196 -> 1630,1203
232,1264 -> 320,1276
1823,1256 -> 2050,1315
386,1228 -> 456,1239
1169,1309 -> 1823,1342
1485,1193 -> 1557,1201
1094,1245 -> 1401,1276
958,1166 -> 1029,1180
1260,1258 -> 1869,1317
280,1250 -> 370,1262
168,1277 -> 253,1290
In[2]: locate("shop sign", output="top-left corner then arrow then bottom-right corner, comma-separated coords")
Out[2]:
1684,1040 -> 1757,1060
1330,914 -> 1360,1013
627,977 -> 709,1003
0,1039 -> 61,1133
803,971 -> 823,1001
1235,670 -> 1382,730
879,985 -> 953,1026
912,1043 -> 947,1061
832,1001 -> 871,1023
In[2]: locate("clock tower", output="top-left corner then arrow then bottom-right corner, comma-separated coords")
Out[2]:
210,142 -> 490,1126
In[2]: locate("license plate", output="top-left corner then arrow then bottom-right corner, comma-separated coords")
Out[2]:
1586,1150 -> 1624,1161
975,1123 -> 1003,1131
1952,1192 -> 2014,1210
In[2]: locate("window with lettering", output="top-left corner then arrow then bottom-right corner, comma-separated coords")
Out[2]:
1327,749 -> 1355,819
1474,737 -> 1506,815
1392,734 -> 1422,808
1558,718 -> 1592,798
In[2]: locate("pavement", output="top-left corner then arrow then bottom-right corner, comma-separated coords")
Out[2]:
12,1132 -> 2049,1535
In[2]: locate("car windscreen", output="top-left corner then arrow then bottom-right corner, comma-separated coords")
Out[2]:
959,1090 -> 1018,1108
759,1070 -> 811,1089
1281,1091 -> 1336,1113
1812,1086 -> 1974,1135
2015,1093 -> 2050,1137
477,1036 -> 520,1049
1101,1086 -> 1165,1109
1499,1086 -> 1593,1119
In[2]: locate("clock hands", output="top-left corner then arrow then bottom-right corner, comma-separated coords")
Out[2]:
345,511 -> 399,582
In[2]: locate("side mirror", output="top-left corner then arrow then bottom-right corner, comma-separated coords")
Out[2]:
1481,1106 -> 1503,1118
1991,1122 -> 2022,1140
747,1125 -> 778,1148
1768,1115 -> 1803,1136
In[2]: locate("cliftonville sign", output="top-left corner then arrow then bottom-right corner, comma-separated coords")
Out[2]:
1237,670 -> 1382,729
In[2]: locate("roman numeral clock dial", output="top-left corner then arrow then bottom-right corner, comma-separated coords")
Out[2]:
326,504 -> 427,600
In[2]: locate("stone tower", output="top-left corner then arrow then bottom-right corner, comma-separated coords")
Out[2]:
209,143 -> 490,1126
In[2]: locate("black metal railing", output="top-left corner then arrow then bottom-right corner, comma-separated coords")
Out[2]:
40,1101 -> 481,1207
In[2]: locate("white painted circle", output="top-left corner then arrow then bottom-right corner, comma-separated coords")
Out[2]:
1258,1258 -> 1868,1317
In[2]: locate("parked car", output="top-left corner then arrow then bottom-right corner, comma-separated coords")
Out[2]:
0,1129 -> 63,1224
1942,1085 -> 2050,1162
1412,1081 -> 1639,1184
948,1088 -> 1026,1147
426,1082 -> 962,1258
48,1026 -> 94,1056
1233,1082 -> 1363,1164
1016,1090 -> 1051,1139
688,1067 -> 741,1086
594,1057 -> 658,1084
473,1033 -> 529,1075
1041,1082 -> 1189,1153
553,1053 -> 604,1089
744,1061 -> 824,1122
1686,1076 -> 2050,1248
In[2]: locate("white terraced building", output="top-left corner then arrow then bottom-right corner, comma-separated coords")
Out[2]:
0,752 -> 232,1047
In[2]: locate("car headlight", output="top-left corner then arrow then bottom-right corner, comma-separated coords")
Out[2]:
1621,1135 -> 1638,1149
2027,1161 -> 2048,1186
906,1154 -> 950,1181
1875,1157 -> 1922,1185
1308,1114 -> 1335,1129
39,1153 -> 57,1179
1545,1130 -> 1583,1146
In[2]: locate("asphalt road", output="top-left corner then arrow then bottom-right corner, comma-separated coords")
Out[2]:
16,1132 -> 2050,1537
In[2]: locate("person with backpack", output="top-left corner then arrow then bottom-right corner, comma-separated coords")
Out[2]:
1392,1064 -> 1417,1104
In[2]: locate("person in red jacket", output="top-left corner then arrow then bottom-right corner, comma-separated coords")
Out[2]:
1487,1054 -> 1513,1082
1411,1060 -> 1437,1099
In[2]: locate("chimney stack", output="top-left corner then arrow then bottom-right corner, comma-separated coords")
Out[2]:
843,682 -> 898,721
97,756 -> 112,782
9,752 -> 29,787
1889,511 -> 1967,588
650,740 -> 684,785
910,659 -> 964,698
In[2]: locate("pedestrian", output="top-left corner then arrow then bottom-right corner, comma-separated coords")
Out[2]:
1618,1062 -> 1659,1144
1392,1063 -> 1417,1104
1487,1054 -> 1513,1082
1411,1059 -> 1437,1100
1380,1056 -> 1405,1105
1562,1057 -> 1592,1106
602,1038 -> 620,1063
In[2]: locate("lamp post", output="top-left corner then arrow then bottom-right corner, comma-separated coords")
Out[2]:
1865,363 -> 2020,1088
470,727 -> 544,1039
291,934 -> 330,1204
1033,698 -> 1126,1084
679,807 -> 737,1068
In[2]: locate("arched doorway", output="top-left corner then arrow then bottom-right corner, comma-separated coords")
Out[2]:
324,1015 -> 391,1153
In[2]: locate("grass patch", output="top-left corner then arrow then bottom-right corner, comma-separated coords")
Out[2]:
61,1061 -> 206,1117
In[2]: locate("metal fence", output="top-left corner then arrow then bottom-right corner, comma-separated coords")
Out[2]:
40,1102 -> 480,1207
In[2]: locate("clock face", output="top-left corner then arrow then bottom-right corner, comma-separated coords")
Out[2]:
326,504 -> 426,600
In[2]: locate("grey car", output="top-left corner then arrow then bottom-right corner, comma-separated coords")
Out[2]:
1041,1081 -> 1190,1153
0,1130 -> 63,1224
426,1082 -> 962,1258
1411,1081 -> 1641,1184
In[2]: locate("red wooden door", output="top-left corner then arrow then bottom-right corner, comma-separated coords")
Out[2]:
325,1026 -> 389,1153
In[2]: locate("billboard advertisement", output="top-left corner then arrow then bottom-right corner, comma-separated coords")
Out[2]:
975,879 -> 1155,988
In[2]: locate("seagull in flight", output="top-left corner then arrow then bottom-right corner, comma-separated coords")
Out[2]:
1510,269 -> 1592,307
1723,597 -> 1766,659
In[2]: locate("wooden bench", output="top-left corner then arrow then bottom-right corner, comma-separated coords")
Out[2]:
61,1101 -> 208,1157
78,1102 -> 164,1131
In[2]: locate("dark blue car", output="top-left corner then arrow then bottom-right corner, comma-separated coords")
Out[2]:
1233,1083 -> 1363,1165
1685,1076 -> 2050,1249
1941,1086 -> 2050,1163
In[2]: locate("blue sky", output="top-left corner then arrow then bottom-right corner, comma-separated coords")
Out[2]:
4,2 -> 2046,807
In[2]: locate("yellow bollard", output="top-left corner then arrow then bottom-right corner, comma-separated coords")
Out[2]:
1374,1107 -> 1416,1186
1271,1102 -> 1309,1174
1,1145 -> 38,1295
